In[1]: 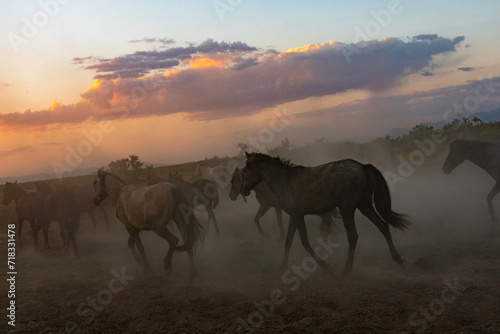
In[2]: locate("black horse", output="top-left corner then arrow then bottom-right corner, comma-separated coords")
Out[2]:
239,152 -> 410,273
442,139 -> 500,222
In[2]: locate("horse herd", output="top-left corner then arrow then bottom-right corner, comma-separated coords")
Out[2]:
2,139 -> 499,278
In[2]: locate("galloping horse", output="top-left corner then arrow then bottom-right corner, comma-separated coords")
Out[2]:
230,168 -> 337,240
442,139 -> 500,222
93,170 -> 204,276
2,181 -> 47,248
239,152 -> 410,273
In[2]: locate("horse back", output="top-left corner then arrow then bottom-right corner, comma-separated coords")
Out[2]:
286,159 -> 367,213
116,183 -> 178,229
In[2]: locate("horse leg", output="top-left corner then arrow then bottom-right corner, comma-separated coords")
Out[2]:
59,221 -> 66,247
99,206 -> 111,231
125,226 -> 143,266
133,232 -> 151,273
187,248 -> 196,279
280,216 -> 297,271
17,218 -> 24,248
253,204 -> 270,238
340,208 -> 358,274
319,213 -> 332,241
359,203 -> 405,268
88,209 -> 98,233
154,225 -> 179,273
487,181 -> 500,223
41,220 -> 51,249
274,207 -> 285,240
295,216 -> 329,270
206,204 -> 220,235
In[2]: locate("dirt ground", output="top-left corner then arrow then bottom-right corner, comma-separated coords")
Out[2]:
2,167 -> 500,334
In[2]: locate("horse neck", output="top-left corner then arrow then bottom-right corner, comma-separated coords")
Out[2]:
252,162 -> 290,197
105,176 -> 126,204
11,185 -> 27,204
463,141 -> 493,171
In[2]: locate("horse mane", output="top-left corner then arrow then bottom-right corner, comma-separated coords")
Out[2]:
248,153 -> 304,170
102,171 -> 128,185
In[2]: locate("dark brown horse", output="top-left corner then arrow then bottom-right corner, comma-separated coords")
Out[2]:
42,185 -> 81,258
2,181 -> 48,248
239,152 -> 410,273
442,139 -> 500,222
94,170 -> 204,276
230,168 -> 337,239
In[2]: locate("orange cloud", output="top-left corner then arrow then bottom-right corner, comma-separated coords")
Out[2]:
189,56 -> 227,69
284,41 -> 336,54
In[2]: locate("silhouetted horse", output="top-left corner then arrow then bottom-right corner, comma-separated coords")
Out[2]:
94,170 -> 204,276
230,168 -> 337,239
239,152 -> 410,273
43,185 -> 81,258
442,139 -> 500,222
2,181 -> 48,248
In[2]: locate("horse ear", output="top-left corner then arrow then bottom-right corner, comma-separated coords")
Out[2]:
245,151 -> 249,158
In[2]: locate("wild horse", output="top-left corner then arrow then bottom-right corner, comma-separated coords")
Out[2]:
239,152 -> 410,273
94,170 -> 204,276
2,181 -> 48,248
42,184 -> 81,258
230,167 -> 337,240
442,139 -> 500,222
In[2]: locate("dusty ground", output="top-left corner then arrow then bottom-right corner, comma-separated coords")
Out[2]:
1,168 -> 500,334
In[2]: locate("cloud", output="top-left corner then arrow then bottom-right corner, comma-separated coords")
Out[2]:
0,35 -> 467,128
80,38 -> 258,80
421,71 -> 434,76
128,38 -> 175,45
0,146 -> 33,157
457,67 -> 475,72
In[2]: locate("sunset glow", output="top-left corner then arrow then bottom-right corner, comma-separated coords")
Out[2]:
0,1 -> 499,179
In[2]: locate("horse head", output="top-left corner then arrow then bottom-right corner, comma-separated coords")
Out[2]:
93,169 -> 109,205
35,181 -> 54,196
240,153 -> 262,196
442,139 -> 466,174
2,181 -> 18,205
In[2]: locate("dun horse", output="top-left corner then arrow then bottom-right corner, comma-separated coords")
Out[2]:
93,170 -> 204,276
442,139 -> 500,222
239,152 -> 410,273
230,168 -> 336,239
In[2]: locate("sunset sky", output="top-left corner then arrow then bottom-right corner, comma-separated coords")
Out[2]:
1,0 -> 500,178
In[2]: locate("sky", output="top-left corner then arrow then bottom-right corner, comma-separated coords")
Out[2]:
0,0 -> 500,178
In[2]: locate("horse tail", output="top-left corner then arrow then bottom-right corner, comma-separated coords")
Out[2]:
363,164 -> 411,231
171,187 -> 205,252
